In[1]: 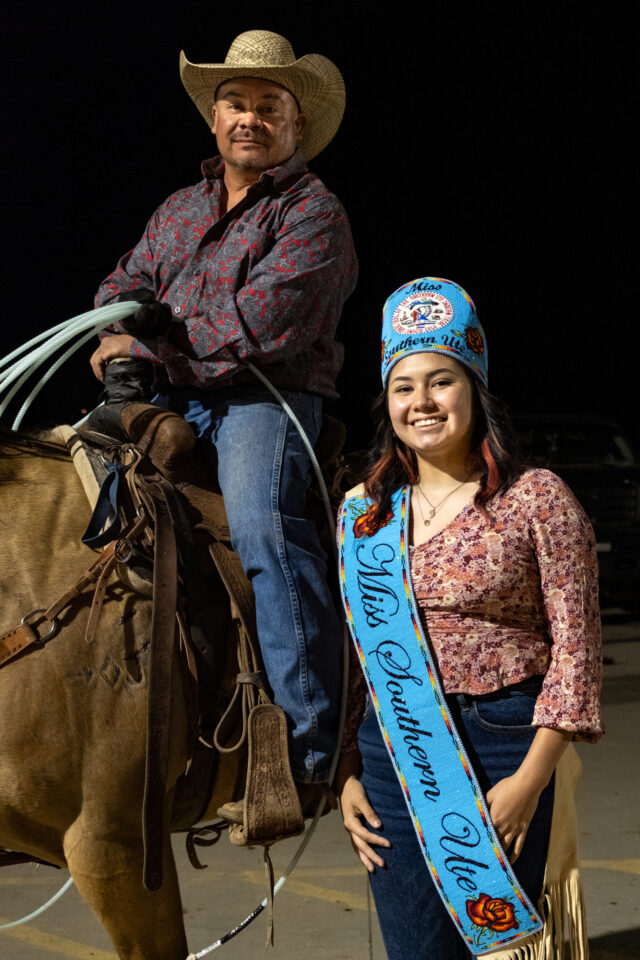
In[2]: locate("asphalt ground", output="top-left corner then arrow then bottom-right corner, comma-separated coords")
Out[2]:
1,620 -> 638,960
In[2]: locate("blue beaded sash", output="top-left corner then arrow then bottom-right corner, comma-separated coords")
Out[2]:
339,487 -> 542,954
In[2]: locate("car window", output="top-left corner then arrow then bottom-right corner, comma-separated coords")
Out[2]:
517,422 -> 636,466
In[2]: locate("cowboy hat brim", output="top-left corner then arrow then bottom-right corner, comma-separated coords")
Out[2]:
179,51 -> 345,160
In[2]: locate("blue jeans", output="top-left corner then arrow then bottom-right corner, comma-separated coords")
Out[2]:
158,385 -> 342,782
358,677 -> 554,959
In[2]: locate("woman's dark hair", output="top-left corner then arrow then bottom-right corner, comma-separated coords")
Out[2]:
363,370 -> 526,528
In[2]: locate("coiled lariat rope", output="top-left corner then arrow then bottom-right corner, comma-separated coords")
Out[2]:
0,305 -> 349,953
0,302 -> 138,429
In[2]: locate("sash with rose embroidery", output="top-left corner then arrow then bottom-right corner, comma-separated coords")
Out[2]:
339,487 -> 542,954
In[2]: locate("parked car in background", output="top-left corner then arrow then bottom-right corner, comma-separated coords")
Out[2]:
514,415 -> 640,608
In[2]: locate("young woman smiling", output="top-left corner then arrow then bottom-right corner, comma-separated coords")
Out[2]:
337,278 -> 602,959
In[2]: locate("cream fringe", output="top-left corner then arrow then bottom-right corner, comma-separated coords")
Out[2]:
482,745 -> 589,959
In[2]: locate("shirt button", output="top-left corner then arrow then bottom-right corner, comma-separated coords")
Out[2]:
174,306 -> 181,314
194,269 -> 201,276
236,224 -> 243,232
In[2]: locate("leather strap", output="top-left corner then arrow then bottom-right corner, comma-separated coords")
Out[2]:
84,553 -> 118,645
207,538 -> 258,646
0,622 -> 38,667
264,846 -> 275,947
160,478 -> 216,675
0,511 -> 147,666
142,491 -> 178,892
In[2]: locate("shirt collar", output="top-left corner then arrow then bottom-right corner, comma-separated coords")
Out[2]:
201,149 -> 308,192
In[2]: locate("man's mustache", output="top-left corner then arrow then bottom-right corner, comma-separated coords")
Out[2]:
231,135 -> 268,144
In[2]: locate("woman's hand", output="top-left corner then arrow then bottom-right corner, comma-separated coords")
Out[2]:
487,726 -> 572,863
486,772 -> 543,863
336,752 -> 391,872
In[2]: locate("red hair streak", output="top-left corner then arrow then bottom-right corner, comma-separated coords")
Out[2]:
365,448 -> 395,503
479,437 -> 501,503
394,441 -> 419,485
364,442 -> 418,531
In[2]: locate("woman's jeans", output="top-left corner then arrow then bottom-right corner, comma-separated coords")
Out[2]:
358,677 -> 554,959
158,385 -> 342,783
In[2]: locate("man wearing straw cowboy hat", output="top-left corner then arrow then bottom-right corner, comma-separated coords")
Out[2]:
89,30 -> 357,799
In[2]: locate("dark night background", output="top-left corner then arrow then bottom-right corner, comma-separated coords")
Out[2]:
2,0 -> 634,452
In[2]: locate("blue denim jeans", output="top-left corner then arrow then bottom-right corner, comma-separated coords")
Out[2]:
358,677 -> 554,959
158,385 -> 342,782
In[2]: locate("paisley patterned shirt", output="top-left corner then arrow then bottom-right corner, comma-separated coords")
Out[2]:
95,150 -> 357,397
342,469 -> 603,752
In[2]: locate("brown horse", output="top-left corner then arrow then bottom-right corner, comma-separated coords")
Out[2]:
0,430 -> 194,959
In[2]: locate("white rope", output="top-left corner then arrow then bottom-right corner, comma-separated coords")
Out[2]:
0,876 -> 74,930
0,302 -> 138,426
246,363 -> 338,549
0,318 -> 95,369
0,303 -> 131,388
12,330 -> 97,430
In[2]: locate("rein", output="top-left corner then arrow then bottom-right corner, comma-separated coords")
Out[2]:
0,447 -> 149,667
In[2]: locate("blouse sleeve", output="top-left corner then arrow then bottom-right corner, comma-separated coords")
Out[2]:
526,471 -> 603,742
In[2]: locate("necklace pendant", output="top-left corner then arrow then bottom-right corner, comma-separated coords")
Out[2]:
428,508 -> 436,518
424,518 -> 431,526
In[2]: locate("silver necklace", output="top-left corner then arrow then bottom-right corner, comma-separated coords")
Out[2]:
415,478 -> 468,526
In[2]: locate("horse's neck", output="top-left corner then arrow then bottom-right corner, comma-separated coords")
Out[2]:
1,440 -> 93,628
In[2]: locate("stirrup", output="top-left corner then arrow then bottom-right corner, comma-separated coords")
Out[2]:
217,703 -> 304,847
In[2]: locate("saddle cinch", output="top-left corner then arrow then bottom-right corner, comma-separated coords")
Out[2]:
0,393 -> 346,895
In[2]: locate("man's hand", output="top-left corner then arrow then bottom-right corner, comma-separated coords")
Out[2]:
116,290 -> 173,339
90,334 -> 135,382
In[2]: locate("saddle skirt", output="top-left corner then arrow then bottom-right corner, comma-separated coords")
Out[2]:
59,408 -> 305,847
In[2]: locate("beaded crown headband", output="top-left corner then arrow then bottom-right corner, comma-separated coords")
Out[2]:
381,276 -> 488,386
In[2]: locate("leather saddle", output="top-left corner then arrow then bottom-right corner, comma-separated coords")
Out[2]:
77,397 -> 346,886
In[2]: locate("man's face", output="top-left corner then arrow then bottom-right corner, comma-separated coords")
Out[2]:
211,78 -> 306,173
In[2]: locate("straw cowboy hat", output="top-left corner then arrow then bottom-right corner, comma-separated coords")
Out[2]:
179,30 -> 345,160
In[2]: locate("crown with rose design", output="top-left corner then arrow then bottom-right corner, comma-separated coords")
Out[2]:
381,277 -> 488,386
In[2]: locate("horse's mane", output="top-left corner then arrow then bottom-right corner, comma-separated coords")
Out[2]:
0,426 -> 69,461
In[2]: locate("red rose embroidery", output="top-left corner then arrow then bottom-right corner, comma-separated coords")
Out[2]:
353,505 -> 393,539
466,894 -> 518,933
465,326 -> 485,354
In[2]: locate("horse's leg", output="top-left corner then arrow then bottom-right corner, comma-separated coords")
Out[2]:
63,826 -> 187,960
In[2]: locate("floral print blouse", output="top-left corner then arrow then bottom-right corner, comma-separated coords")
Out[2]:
342,469 -> 603,751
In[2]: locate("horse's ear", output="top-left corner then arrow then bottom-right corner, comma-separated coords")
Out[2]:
345,482 -> 366,499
